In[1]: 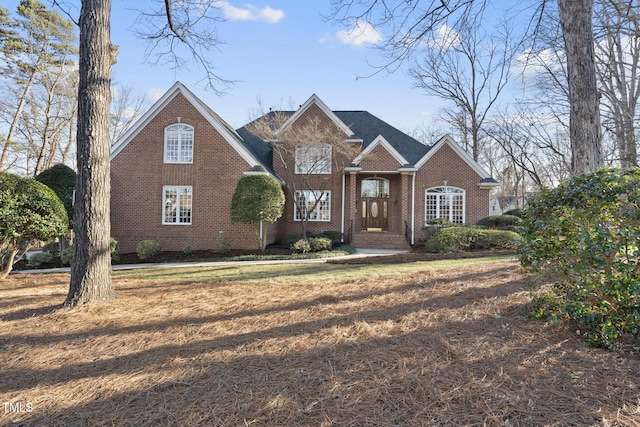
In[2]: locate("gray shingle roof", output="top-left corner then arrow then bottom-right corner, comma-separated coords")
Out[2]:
236,110 -> 431,170
235,126 -> 276,175
334,111 -> 430,165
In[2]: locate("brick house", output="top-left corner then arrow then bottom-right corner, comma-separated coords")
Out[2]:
110,82 -> 499,253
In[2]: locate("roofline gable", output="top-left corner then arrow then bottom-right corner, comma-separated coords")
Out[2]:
352,135 -> 409,167
278,94 -> 355,137
415,134 -> 492,179
110,82 -> 270,174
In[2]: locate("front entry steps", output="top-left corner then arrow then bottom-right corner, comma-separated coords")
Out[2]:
351,231 -> 411,249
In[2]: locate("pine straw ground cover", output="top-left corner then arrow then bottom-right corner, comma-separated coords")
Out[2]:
1,258 -> 639,426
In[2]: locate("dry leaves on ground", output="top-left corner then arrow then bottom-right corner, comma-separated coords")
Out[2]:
1,259 -> 639,426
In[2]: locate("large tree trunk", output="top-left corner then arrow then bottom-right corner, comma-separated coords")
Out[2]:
65,0 -> 117,306
558,0 -> 604,175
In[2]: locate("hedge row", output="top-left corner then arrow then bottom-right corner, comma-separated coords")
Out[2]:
424,227 -> 519,253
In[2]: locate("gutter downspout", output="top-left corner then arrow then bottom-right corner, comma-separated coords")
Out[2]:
341,173 -> 346,242
411,172 -> 416,245
259,220 -> 263,249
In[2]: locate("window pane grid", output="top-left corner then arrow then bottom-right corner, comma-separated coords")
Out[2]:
164,189 -> 177,223
295,144 -> 332,174
180,134 -> 193,163
165,134 -> 179,163
163,186 -> 192,225
164,124 -> 194,163
295,190 -> 331,222
425,187 -> 465,225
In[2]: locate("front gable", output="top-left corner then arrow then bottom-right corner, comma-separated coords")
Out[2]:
415,135 -> 498,187
278,94 -> 355,139
111,82 -> 269,173
352,135 -> 409,171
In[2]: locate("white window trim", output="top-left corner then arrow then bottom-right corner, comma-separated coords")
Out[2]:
294,190 -> 331,222
424,186 -> 465,225
164,123 -> 194,164
294,143 -> 332,174
361,177 -> 390,198
162,185 -> 193,225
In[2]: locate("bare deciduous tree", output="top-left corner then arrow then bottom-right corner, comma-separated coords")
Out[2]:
328,0 -> 604,174
594,0 -> 640,167
21,62 -> 78,176
409,15 -> 518,161
109,82 -> 150,145
487,107 -> 571,190
247,110 -> 361,240
132,1 -> 232,94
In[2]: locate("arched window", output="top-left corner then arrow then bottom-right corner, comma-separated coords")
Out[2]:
361,178 -> 389,198
425,186 -> 465,225
164,124 -> 194,163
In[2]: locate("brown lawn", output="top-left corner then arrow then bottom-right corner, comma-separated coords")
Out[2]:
1,258 -> 639,426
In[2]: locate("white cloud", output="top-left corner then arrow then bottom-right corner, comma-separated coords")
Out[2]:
147,88 -> 167,102
512,48 -> 565,82
336,20 -> 382,47
426,25 -> 461,50
215,1 -> 284,23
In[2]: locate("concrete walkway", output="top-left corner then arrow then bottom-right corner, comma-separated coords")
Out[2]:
12,248 -> 409,275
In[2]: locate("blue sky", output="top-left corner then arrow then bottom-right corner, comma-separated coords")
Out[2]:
107,0 -> 443,131
4,0 -> 447,133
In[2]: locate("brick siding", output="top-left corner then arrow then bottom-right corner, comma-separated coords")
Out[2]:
112,90 -> 494,252
414,143 -> 491,241
111,93 -> 260,253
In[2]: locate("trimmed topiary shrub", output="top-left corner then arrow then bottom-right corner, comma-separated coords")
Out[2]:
291,239 -> 311,253
109,238 -> 120,262
309,237 -> 332,252
422,218 -> 457,241
61,246 -> 73,266
475,214 -> 522,229
0,172 -> 69,278
27,252 -> 54,268
308,231 -> 342,246
230,174 -> 285,250
504,208 -> 525,218
35,164 -> 77,228
518,168 -> 640,349
292,237 -> 333,253
425,227 -> 519,253
136,240 -> 163,260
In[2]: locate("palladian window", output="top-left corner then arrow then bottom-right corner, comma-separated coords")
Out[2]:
164,124 -> 194,163
425,186 -> 465,225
